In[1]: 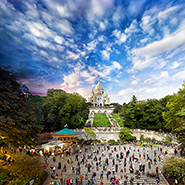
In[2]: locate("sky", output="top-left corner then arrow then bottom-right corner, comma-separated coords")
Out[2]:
0,0 -> 185,104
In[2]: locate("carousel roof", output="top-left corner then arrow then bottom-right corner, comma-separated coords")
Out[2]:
52,128 -> 79,137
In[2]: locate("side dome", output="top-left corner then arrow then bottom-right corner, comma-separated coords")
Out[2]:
103,89 -> 107,96
90,89 -> 94,97
95,79 -> 103,94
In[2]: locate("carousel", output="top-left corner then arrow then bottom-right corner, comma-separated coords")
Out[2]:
52,128 -> 79,144
41,140 -> 67,155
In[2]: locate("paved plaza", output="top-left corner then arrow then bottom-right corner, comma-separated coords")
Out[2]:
43,143 -> 172,185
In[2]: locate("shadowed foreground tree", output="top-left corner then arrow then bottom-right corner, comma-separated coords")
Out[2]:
0,68 -> 42,146
0,154 -> 45,184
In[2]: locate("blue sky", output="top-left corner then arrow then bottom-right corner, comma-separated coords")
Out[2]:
0,0 -> 185,103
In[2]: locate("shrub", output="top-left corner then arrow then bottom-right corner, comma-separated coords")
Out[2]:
108,139 -> 116,143
140,134 -> 144,141
0,168 -> 11,184
152,137 -> 156,141
165,135 -> 172,143
0,154 -> 5,159
162,157 -> 185,184
145,137 -> 152,141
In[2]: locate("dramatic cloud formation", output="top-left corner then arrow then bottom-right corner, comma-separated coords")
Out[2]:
0,0 -> 185,103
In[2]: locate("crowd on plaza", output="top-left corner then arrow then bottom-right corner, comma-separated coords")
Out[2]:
44,141 -> 180,185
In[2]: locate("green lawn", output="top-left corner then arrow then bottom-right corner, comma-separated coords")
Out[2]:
93,113 -> 111,127
111,113 -> 124,127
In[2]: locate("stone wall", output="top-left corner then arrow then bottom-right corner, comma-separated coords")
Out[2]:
74,128 -> 177,143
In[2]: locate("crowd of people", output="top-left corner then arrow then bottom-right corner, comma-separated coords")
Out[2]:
46,142 -> 169,185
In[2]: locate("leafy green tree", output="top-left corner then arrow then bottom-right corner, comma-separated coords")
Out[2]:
162,157 -> 185,184
0,68 -> 42,146
139,99 -> 166,130
42,89 -> 89,131
120,95 -> 138,128
84,127 -> 96,140
113,103 -> 123,113
119,127 -> 136,141
120,96 -> 167,131
163,81 -> 185,146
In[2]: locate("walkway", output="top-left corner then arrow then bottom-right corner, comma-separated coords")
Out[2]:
43,144 -> 169,185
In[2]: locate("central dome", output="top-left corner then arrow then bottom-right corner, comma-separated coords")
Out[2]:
95,79 -> 103,94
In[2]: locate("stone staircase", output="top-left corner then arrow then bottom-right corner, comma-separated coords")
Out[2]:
106,113 -> 120,127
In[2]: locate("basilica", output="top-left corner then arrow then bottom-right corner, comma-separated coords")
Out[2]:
88,79 -> 110,107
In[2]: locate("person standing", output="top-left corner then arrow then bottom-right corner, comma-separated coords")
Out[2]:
112,166 -> 115,175
96,161 -> 99,171
100,171 -> 104,180
80,174 -> 84,185
100,180 -> 103,185
115,163 -> 118,173
124,163 -> 127,173
66,179 -> 70,185
112,157 -> 115,166
60,173 -> 63,185
103,161 -> 106,171
70,178 -> 73,185
75,178 -> 78,185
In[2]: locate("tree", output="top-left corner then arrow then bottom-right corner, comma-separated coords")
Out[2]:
162,157 -> 185,184
120,97 -> 167,131
119,127 -> 136,141
163,81 -> 185,146
9,154 -> 45,179
119,95 -> 138,128
42,89 -> 90,131
0,68 -> 42,146
84,127 -> 96,140
113,103 -> 123,113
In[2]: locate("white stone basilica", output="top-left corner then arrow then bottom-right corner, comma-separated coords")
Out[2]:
88,79 -> 110,107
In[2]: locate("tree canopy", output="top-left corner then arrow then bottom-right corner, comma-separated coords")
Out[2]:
0,68 -> 42,146
35,88 -> 90,131
163,81 -> 185,146
162,157 -> 185,184
119,95 -> 168,131
119,127 -> 136,141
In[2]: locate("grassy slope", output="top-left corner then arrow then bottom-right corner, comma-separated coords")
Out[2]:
93,113 -> 111,127
111,113 -> 124,127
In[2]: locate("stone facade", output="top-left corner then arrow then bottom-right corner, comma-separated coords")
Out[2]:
88,79 -> 110,107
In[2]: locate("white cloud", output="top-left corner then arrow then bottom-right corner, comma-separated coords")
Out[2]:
99,21 -> 106,31
86,39 -> 98,50
57,20 -> 74,35
158,6 -> 179,24
66,50 -> 80,60
117,88 -> 133,96
87,0 -> 114,21
56,5 -> 71,18
112,61 -> 122,70
102,50 -> 110,60
170,61 -> 180,69
140,38 -> 148,43
172,69 -> 185,80
129,19 -> 185,72
125,19 -> 138,36
112,6 -> 124,23
112,29 -> 127,44
54,36 -> 63,44
131,79 -> 139,85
